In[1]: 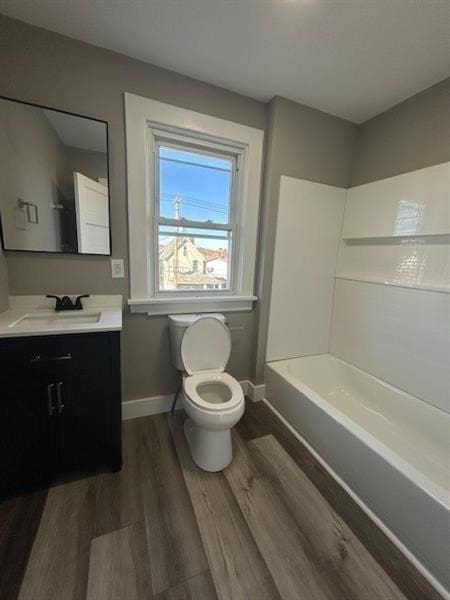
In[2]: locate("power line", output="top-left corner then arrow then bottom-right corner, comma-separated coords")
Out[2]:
160,193 -> 228,213
161,201 -> 227,215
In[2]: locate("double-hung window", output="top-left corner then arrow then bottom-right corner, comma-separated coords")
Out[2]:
125,94 -> 263,315
153,134 -> 241,295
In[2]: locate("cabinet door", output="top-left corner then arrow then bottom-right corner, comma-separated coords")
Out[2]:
56,369 -> 112,473
0,376 -> 59,498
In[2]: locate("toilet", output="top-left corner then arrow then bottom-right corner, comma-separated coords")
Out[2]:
168,313 -> 245,471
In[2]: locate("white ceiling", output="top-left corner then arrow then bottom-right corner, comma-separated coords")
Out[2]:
1,0 -> 449,122
44,109 -> 107,153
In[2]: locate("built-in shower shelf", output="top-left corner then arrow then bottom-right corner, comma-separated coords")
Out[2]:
342,232 -> 450,242
335,275 -> 450,294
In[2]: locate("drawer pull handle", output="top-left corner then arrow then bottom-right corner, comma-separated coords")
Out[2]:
30,353 -> 72,364
56,381 -> 65,414
47,383 -> 55,416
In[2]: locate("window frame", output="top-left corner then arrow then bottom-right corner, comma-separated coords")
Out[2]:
151,130 -> 243,297
125,93 -> 263,315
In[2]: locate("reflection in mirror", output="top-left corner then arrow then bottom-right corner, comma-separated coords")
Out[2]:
0,97 -> 110,255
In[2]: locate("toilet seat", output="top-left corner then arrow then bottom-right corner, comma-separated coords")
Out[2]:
184,371 -> 243,412
181,316 -> 231,375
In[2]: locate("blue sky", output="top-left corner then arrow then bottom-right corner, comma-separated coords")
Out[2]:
159,146 -> 232,225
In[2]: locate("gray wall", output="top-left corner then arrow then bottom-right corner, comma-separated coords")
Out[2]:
0,249 -> 8,311
352,77 -> 450,185
251,96 -> 358,383
0,14 -> 266,401
66,146 -> 108,183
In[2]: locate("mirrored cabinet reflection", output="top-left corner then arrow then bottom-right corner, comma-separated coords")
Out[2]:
0,96 -> 111,255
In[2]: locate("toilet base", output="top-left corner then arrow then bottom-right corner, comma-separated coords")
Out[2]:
184,418 -> 232,472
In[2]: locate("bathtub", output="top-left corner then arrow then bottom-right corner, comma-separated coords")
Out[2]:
265,353 -> 449,596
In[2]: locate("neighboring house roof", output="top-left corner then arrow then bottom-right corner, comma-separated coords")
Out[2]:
197,247 -> 228,262
159,237 -> 205,262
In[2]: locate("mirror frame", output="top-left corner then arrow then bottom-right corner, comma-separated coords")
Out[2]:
0,95 -> 112,256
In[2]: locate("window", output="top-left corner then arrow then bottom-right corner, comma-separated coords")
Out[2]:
155,136 -> 240,294
125,94 -> 263,315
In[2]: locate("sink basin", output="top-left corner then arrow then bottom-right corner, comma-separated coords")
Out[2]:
9,311 -> 102,329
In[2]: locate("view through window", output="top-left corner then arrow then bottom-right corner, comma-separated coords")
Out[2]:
156,144 -> 237,292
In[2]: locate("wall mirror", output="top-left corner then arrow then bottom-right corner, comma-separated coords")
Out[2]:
0,96 -> 111,255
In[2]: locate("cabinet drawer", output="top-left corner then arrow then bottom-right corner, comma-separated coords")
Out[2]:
0,333 -> 111,374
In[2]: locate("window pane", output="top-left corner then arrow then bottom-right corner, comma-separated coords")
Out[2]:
158,231 -> 230,291
160,146 -> 232,170
158,145 -> 233,224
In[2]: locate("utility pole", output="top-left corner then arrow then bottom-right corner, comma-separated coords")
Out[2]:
173,196 -> 181,288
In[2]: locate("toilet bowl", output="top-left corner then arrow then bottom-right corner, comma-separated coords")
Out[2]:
168,314 -> 245,471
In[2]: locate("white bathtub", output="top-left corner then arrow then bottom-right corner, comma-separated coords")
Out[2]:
265,353 -> 450,596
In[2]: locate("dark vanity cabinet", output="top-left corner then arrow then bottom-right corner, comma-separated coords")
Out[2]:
0,332 -> 122,499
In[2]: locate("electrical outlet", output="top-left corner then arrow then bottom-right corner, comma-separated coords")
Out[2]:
111,258 -> 125,279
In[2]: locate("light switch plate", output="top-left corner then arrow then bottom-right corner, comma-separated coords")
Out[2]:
111,258 -> 125,279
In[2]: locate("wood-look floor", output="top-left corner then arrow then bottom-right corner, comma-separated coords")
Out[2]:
0,399 -> 443,600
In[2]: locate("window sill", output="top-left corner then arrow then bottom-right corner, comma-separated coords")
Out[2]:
128,295 -> 257,315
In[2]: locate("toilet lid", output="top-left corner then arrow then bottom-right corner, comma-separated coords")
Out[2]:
181,316 -> 231,375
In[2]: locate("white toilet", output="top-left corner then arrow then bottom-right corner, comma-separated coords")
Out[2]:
168,313 -> 245,472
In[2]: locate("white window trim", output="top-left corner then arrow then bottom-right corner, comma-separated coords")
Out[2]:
124,93 -> 263,315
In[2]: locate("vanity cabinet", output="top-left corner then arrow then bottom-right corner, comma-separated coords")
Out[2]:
0,331 -> 121,499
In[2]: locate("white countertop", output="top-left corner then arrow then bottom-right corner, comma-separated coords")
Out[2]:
0,295 -> 123,338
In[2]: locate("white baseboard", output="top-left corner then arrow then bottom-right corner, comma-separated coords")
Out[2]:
239,380 -> 249,397
243,380 -> 266,402
262,398 -> 449,600
122,394 -> 175,420
122,379 -> 264,420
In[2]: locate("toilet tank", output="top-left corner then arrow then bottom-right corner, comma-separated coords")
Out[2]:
168,313 -> 226,371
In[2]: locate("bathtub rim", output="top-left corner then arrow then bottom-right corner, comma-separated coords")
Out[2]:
265,353 -> 449,510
